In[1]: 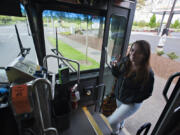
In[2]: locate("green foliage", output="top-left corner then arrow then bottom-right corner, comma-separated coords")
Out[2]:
156,21 -> 160,27
133,21 -> 149,27
176,29 -> 180,32
75,18 -> 81,25
167,52 -> 179,60
128,18 -> 180,29
170,20 -> 180,29
75,29 -> 83,34
133,21 -> 138,26
149,14 -> 156,28
139,21 -> 148,27
0,15 -> 25,25
157,51 -> 164,56
47,37 -> 99,70
60,32 -> 71,36
61,24 -> 69,28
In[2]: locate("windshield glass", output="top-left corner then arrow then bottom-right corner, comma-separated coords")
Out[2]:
106,15 -> 127,65
43,10 -> 105,73
103,14 -> 127,96
0,13 -> 37,67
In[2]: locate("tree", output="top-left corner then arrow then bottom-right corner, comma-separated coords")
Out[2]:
76,16 -> 81,29
98,17 -> 104,38
171,20 -> 180,29
0,16 -> 11,24
149,14 -> 156,28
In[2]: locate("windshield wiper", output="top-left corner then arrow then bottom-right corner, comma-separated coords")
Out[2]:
51,27 -> 76,72
15,24 -> 30,57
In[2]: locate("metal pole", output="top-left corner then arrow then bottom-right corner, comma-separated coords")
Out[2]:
43,55 -> 80,84
164,0 -> 177,35
158,11 -> 166,35
157,0 -> 177,52
55,27 -> 60,67
85,15 -> 88,64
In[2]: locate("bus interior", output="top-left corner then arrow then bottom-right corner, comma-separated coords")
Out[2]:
0,0 -> 180,135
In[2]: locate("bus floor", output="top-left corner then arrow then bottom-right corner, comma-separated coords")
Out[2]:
59,106 -> 131,135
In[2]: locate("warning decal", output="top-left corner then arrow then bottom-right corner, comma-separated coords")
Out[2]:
12,84 -> 32,115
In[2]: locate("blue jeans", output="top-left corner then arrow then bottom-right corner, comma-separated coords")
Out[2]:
107,99 -> 142,133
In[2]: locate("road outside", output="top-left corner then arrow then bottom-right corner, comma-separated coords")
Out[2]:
0,23 -> 37,67
130,32 -> 180,62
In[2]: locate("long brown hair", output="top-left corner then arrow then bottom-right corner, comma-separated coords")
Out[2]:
125,40 -> 151,84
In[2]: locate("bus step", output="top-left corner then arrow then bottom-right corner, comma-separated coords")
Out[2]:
82,106 -> 112,135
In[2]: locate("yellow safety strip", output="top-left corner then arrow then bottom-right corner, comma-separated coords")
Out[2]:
99,114 -> 113,132
82,107 -> 103,135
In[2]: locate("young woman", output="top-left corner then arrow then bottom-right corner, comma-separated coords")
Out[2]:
108,40 -> 155,135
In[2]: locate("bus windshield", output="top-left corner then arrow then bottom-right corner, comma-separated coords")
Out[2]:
43,10 -> 105,73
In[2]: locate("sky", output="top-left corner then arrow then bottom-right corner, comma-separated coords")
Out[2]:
134,0 -> 180,22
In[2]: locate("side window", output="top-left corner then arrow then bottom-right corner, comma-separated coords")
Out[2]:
43,10 -> 105,73
0,6 -> 37,67
106,15 -> 127,65
103,15 -> 127,96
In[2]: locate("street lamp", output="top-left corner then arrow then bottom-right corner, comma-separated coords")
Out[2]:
157,34 -> 167,52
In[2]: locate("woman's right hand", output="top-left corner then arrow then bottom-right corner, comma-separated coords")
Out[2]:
111,60 -> 118,67
110,55 -> 121,67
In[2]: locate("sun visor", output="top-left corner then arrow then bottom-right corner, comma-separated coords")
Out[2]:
0,0 -> 22,17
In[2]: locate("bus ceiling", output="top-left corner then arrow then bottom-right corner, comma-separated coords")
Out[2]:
0,0 -> 22,17
22,0 -> 136,15
0,0 -> 136,17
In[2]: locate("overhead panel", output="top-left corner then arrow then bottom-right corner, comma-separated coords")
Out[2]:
0,0 -> 22,17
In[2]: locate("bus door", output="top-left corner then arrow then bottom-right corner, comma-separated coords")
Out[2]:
137,73 -> 180,135
151,73 -> 180,135
40,1 -> 107,109
99,0 -> 136,99
40,0 -> 137,111
22,0 -> 136,111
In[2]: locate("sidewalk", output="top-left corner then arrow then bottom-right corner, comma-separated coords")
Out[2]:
131,31 -> 180,39
130,31 -> 180,62
47,33 -> 102,63
131,31 -> 157,36
125,75 -> 174,134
